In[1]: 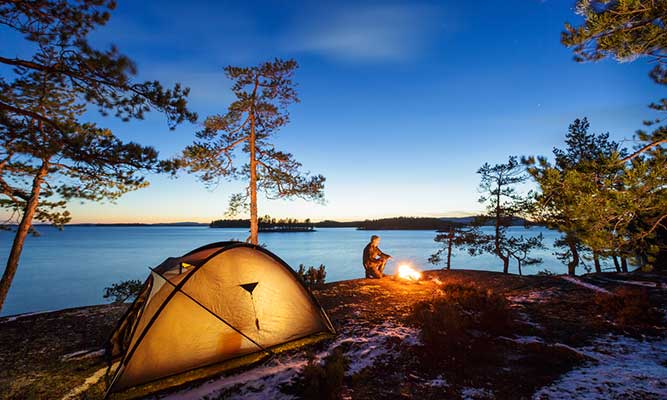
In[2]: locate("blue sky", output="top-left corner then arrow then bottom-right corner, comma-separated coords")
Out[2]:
4,0 -> 662,222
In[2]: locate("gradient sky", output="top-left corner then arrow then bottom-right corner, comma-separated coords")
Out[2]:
3,0 -> 662,223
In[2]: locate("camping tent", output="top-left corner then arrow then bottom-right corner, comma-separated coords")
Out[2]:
105,241 -> 335,396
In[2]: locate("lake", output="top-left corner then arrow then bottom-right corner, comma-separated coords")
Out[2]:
0,225 -> 574,317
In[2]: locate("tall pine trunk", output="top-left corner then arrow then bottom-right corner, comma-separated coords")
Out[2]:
612,254 -> 621,272
446,228 -> 453,270
502,255 -> 510,274
593,251 -> 601,273
245,77 -> 260,246
495,183 -> 508,274
248,112 -> 259,245
0,161 -> 47,312
517,260 -> 522,276
566,235 -> 579,276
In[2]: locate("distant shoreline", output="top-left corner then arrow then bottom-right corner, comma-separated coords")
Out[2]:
23,222 -> 209,227
12,216 -> 543,230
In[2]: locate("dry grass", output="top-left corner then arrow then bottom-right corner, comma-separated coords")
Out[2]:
408,283 -> 515,368
290,349 -> 348,400
595,286 -> 663,328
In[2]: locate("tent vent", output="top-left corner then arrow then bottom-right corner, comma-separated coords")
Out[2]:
240,282 -> 259,294
240,282 -> 261,330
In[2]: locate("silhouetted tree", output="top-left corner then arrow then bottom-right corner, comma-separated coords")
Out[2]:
525,118 -> 666,272
103,279 -> 143,304
507,234 -> 544,276
524,119 -> 623,274
297,264 -> 326,288
429,225 -> 484,271
563,0 -> 667,155
563,1 -> 667,270
434,159 -> 540,275
0,1 -> 195,129
0,1 -> 196,312
476,156 -> 536,274
178,59 -> 325,244
561,0 -> 667,151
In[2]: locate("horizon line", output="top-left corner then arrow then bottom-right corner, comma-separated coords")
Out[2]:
17,213 -> 483,226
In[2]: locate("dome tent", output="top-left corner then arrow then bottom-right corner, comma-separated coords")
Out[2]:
105,241 -> 335,397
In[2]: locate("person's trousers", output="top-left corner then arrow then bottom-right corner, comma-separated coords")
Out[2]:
364,259 -> 387,278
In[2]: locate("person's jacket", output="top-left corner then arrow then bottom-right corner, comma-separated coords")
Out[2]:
363,243 -> 390,267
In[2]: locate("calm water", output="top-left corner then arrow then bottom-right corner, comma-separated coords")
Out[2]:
0,226 -> 569,317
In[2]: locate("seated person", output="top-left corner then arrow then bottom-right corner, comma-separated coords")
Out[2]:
362,235 -> 391,278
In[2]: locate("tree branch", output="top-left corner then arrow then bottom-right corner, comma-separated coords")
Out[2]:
620,139 -> 667,162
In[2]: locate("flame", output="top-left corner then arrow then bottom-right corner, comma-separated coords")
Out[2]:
397,264 -> 422,281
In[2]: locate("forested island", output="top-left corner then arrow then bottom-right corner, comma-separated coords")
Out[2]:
357,216 -> 533,230
210,216 -> 315,232
208,216 -> 533,231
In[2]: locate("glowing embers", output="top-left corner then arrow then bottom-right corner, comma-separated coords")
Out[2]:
396,264 -> 422,281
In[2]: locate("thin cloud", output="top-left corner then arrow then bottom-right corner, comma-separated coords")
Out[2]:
283,4 -> 441,62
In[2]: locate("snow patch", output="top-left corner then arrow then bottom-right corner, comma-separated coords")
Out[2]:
161,321 -> 421,399
0,310 -> 47,323
516,312 -> 544,330
428,376 -> 448,387
560,276 -> 611,294
533,335 -> 667,399
551,342 -> 588,359
162,358 -> 308,400
61,348 -> 105,361
607,279 -> 665,289
461,386 -> 494,399
343,322 -> 420,375
507,290 -> 554,304
500,335 -> 544,345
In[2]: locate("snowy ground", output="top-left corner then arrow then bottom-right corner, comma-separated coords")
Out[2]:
160,320 -> 420,400
3,270 -> 666,399
533,335 -> 667,400
507,290 -> 556,304
560,276 -> 612,294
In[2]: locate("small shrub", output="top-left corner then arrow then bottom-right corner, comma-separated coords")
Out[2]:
299,349 -> 347,400
409,283 -> 514,366
595,287 -> 661,327
103,279 -> 143,304
297,264 -> 327,287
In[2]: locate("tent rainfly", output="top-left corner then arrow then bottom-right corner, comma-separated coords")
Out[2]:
104,242 -> 335,396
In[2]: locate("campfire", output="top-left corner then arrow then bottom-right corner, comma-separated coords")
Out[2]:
396,264 -> 422,281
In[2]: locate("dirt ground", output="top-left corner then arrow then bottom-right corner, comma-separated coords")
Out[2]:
0,269 -> 665,399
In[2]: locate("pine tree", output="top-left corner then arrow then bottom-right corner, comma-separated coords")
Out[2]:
0,63 -> 173,311
0,1 -> 195,129
507,234 -> 544,276
429,225 -> 485,271
608,146 -> 667,269
476,156 -> 539,274
525,118 -> 666,272
0,2 -> 195,312
563,0 -> 667,155
178,59 -> 325,244
433,158 -> 541,274
562,1 -> 667,269
524,119 -> 622,274
563,0 -> 667,85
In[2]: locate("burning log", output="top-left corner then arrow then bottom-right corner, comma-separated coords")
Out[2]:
396,264 -> 422,281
